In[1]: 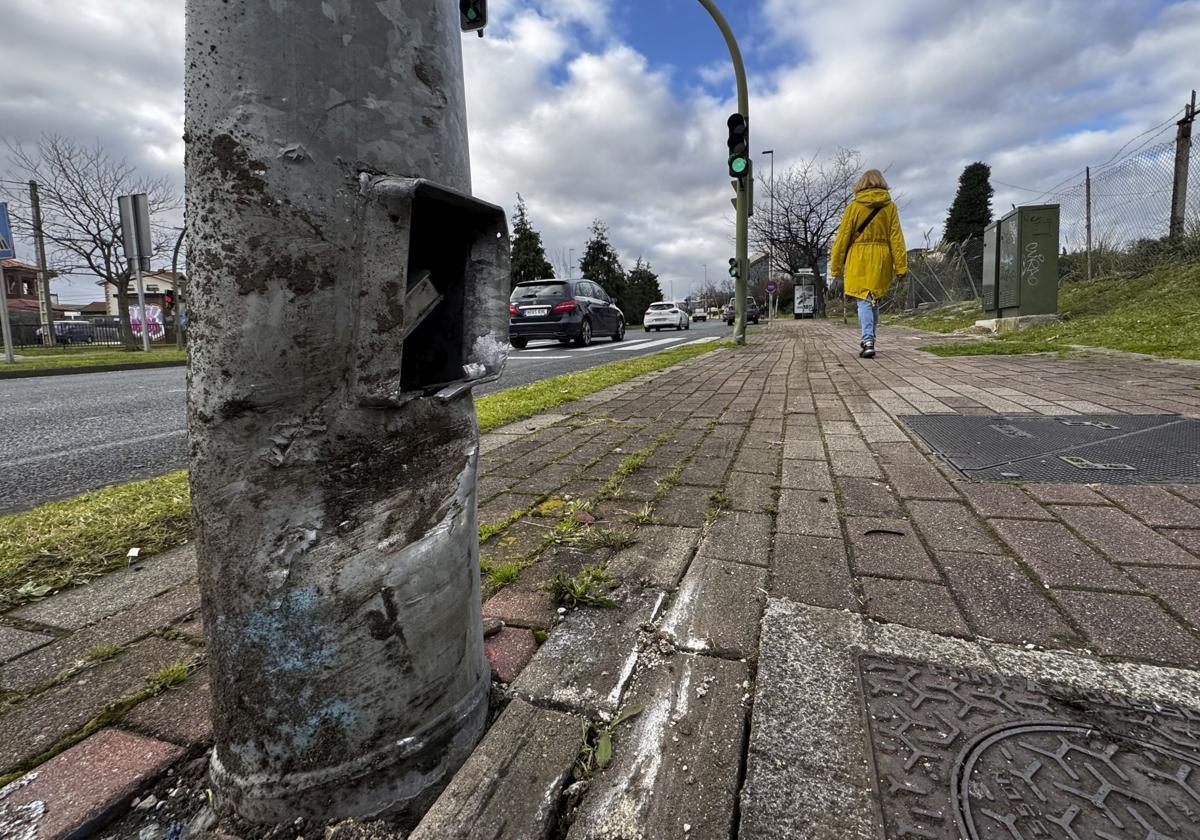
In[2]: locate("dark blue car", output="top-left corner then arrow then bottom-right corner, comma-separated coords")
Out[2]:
508,279 -> 626,349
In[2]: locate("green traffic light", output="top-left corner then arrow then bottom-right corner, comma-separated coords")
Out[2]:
467,8 -> 478,19
730,157 -> 748,175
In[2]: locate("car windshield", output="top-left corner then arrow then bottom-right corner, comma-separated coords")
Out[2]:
511,282 -> 568,304
648,303 -> 673,311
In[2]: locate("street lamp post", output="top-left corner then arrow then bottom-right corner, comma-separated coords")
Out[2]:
762,149 -> 774,320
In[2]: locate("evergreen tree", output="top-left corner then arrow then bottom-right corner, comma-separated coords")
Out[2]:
944,162 -> 994,244
579,219 -> 627,308
944,162 -> 994,283
625,258 -> 664,324
510,194 -> 555,284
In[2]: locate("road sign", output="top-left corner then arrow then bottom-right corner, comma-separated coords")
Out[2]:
0,202 -> 15,260
766,279 -> 778,294
118,194 -> 152,272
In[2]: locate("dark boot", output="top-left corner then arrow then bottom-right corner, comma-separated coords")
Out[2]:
860,340 -> 875,358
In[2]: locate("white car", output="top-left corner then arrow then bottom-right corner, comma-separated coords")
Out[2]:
643,301 -> 690,332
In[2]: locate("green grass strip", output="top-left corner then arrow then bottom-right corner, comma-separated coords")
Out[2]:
0,340 -> 727,610
916,261 -> 1200,360
0,471 -> 192,611
478,339 -> 728,432
2,347 -> 187,372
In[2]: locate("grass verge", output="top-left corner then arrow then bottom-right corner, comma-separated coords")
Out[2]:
1,340 -> 725,611
882,299 -> 981,333
2,347 -> 187,373
0,471 -> 191,611
919,261 -> 1200,359
477,339 -> 728,432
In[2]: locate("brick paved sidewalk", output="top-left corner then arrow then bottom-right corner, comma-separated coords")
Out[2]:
3,319 -> 1200,838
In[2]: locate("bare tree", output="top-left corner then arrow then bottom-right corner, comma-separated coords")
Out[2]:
2,135 -> 180,348
751,147 -> 860,316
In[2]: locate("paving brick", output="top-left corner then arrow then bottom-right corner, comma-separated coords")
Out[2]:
1055,590 -> 1200,666
835,478 -> 904,518
777,490 -> 841,538
1023,483 -> 1107,505
844,517 -> 940,582
0,729 -> 183,840
783,439 -> 826,460
566,654 -> 749,840
12,545 -> 196,631
819,421 -> 860,437
736,448 -> 781,476
937,551 -> 1081,647
1127,567 -> 1200,630
679,454 -> 734,486
828,450 -> 883,479
881,461 -> 959,500
989,518 -> 1137,590
701,511 -> 773,568
512,588 -> 661,713
484,627 -> 539,684
860,578 -> 970,637
0,626 -> 53,664
906,501 -> 1004,554
1164,528 -> 1200,554
872,442 -> 930,466
481,588 -> 559,631
0,585 -> 201,695
409,699 -> 583,840
724,471 -> 776,512
959,483 -> 1054,520
770,535 -> 856,610
0,636 -> 198,774
655,485 -> 716,527
1098,486 -> 1200,529
1052,505 -> 1200,568
122,672 -> 213,747
781,458 -> 834,491
661,557 -> 767,657
609,525 -> 700,588
824,435 -> 869,453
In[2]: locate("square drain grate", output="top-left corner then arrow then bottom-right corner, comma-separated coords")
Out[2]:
900,414 -> 1200,484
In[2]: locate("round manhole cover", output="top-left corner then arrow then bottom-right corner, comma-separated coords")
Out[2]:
953,722 -> 1200,838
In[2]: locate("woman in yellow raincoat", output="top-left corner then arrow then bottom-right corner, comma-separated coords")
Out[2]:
829,169 -> 907,358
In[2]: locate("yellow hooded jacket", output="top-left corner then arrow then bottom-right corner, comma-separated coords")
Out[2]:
829,188 -> 907,302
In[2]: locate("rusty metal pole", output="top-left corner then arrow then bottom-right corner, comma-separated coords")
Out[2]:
185,1 -> 501,825
1169,91 -> 1195,242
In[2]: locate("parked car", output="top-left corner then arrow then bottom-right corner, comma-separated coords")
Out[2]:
508,279 -> 625,348
722,299 -> 761,326
36,320 -> 95,345
691,306 -> 708,322
643,301 -> 690,332
708,307 -> 720,319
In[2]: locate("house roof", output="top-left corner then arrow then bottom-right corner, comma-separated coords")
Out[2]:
2,258 -> 60,278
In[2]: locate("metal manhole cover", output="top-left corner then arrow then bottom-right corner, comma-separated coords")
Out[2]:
858,654 -> 1200,838
900,415 -> 1200,484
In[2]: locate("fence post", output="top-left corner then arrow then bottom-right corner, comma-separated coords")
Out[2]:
1169,91 -> 1196,242
29,182 -> 56,347
1085,167 -> 1093,280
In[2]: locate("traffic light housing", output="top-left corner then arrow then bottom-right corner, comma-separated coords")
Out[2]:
727,113 -> 749,180
460,0 -> 486,35
163,290 -> 175,311
728,258 -> 739,278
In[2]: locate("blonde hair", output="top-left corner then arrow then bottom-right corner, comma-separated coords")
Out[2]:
854,169 -> 889,192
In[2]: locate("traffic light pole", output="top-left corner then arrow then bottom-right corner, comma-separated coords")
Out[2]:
697,0 -> 749,345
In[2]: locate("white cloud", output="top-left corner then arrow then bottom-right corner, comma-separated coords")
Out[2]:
2,0 -> 1197,304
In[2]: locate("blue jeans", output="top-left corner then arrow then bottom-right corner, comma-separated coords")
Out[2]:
857,296 -> 879,344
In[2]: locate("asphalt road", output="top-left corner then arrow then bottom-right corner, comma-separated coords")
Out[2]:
0,319 -> 729,513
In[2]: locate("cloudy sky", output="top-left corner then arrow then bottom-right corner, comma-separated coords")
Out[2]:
1,0 -> 1197,304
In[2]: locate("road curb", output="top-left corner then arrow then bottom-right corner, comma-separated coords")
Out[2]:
0,360 -> 187,380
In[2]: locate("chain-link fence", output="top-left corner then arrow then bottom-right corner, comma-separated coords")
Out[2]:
1037,109 -> 1198,279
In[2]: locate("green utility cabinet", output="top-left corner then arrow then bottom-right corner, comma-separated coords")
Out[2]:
981,204 -> 1059,318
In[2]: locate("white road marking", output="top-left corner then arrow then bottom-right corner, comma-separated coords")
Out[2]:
612,336 -> 688,352
6,429 -> 186,468
508,355 -> 572,361
680,336 -> 722,346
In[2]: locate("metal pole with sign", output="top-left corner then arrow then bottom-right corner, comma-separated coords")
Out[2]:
119,194 -> 153,352
0,203 -> 16,363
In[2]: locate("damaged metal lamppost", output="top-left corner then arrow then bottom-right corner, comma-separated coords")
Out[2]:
185,0 -> 509,825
